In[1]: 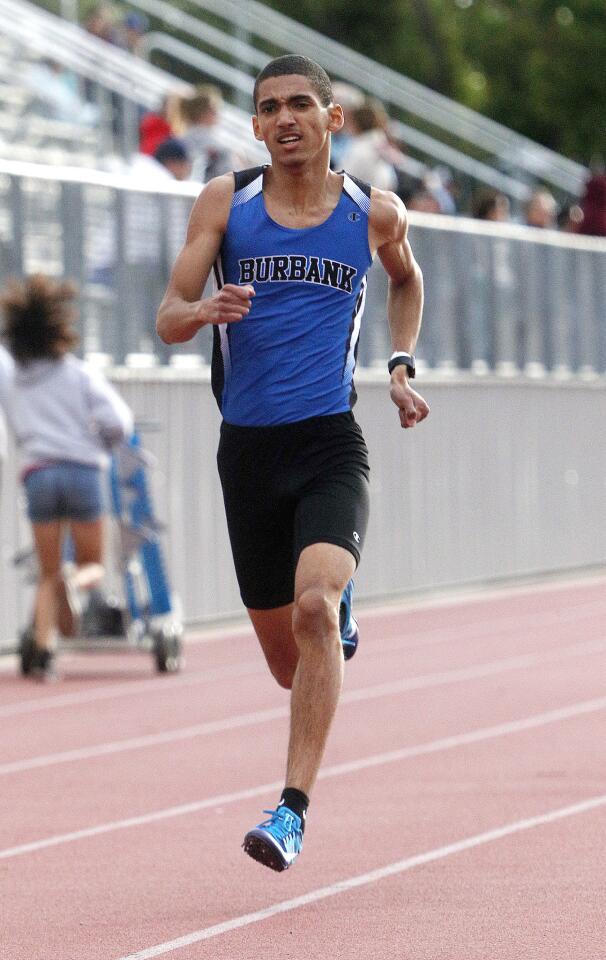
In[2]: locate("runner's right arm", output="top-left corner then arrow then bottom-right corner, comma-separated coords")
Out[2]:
157,175 -> 255,344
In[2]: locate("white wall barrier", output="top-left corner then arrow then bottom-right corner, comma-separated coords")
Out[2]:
2,372 -> 605,652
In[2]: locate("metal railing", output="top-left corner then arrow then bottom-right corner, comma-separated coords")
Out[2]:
2,159 -> 605,377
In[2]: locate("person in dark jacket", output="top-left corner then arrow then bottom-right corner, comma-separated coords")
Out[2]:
578,172 -> 606,237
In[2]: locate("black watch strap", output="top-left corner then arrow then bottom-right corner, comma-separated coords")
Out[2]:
388,352 -> 416,378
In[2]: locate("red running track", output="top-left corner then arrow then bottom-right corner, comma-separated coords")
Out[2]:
1,573 -> 605,959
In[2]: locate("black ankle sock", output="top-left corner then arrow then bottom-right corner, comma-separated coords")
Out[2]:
279,787 -> 309,832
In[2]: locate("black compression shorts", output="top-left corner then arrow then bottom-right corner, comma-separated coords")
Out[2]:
217,412 -> 370,610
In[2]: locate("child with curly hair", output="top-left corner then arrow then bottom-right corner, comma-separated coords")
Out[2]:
0,274 -> 133,679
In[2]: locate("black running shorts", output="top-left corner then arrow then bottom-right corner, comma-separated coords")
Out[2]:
217,412 -> 370,610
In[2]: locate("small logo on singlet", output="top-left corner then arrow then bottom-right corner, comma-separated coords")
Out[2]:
353,531 -> 361,543
348,212 -> 361,222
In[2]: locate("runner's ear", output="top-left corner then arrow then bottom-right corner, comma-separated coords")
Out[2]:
252,115 -> 264,142
327,103 -> 344,134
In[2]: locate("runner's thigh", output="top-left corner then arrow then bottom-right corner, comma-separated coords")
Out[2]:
217,421 -> 296,609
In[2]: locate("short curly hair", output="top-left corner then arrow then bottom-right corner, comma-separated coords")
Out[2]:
253,55 -> 333,109
0,274 -> 79,365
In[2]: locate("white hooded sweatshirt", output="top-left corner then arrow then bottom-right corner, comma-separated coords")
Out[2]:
0,345 -> 14,463
0,354 -> 133,474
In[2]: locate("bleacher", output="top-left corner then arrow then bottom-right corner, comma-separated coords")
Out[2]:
0,0 -> 589,197
0,34 -> 101,168
0,0 -> 267,172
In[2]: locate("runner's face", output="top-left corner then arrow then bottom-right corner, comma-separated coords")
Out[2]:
253,75 -> 343,165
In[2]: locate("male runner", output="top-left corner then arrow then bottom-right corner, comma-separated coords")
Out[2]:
157,55 -> 429,872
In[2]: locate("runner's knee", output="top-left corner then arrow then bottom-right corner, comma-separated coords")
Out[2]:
293,587 -> 338,648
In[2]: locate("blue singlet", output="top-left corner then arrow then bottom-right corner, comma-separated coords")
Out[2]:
212,166 -> 373,426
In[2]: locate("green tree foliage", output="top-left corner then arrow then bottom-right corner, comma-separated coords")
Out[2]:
454,0 -> 606,162
262,0 -> 605,163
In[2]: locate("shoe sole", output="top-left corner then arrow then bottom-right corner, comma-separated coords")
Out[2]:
342,619 -> 359,661
243,833 -> 290,872
342,637 -> 358,660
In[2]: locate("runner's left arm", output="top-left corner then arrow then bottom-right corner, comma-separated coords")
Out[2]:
369,189 -> 430,429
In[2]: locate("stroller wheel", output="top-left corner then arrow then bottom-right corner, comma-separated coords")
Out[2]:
152,626 -> 183,674
19,628 -> 37,676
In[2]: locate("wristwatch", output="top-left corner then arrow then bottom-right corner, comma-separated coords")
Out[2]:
388,351 -> 416,379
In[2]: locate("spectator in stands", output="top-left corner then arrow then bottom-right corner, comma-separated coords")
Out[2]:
577,171 -> 606,237
153,138 -> 193,181
120,11 -> 149,56
126,137 -> 192,182
557,202 -> 583,233
83,3 -> 121,45
0,344 -> 14,496
339,97 -> 406,192
472,188 -> 511,222
0,275 -> 133,681
524,188 -> 557,229
81,4 -> 123,127
177,85 -> 237,183
425,166 -> 457,215
406,188 -> 442,214
23,58 -> 99,127
329,81 -> 364,171
139,94 -> 182,155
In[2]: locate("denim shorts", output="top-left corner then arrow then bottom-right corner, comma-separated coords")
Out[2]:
23,461 -> 105,523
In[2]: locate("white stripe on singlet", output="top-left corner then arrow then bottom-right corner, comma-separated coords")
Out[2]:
344,276 -> 367,381
213,254 -> 231,380
231,172 -> 264,208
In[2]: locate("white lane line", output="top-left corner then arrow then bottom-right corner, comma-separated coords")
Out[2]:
341,635 -> 606,704
2,635 -> 606,778
4,594 -> 606,720
0,782 -> 280,861
114,792 -> 606,959
2,694 -> 606,861
0,705 -> 288,776
0,660 -> 266,720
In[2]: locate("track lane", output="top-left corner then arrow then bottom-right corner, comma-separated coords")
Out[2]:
2,629 -> 606,780
2,692 -> 606,863
158,801 -> 606,960
2,708 -> 605,960
2,574 -> 606,959
3,632 -> 606,850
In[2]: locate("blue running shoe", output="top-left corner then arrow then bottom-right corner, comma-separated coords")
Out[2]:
243,806 -> 303,872
339,579 -> 359,661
